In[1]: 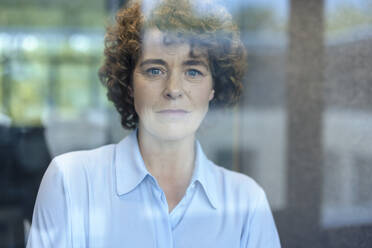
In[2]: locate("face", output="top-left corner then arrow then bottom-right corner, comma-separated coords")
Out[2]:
133,29 -> 214,141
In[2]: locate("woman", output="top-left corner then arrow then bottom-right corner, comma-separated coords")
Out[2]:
27,0 -> 280,247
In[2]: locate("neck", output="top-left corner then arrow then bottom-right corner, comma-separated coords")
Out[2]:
137,127 -> 196,184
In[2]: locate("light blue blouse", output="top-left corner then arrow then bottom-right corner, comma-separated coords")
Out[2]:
27,130 -> 281,248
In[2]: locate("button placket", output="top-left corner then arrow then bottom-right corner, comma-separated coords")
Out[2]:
169,182 -> 198,230
148,181 -> 173,248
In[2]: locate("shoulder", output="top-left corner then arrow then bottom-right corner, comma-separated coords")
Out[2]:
214,162 -> 264,196
50,144 -> 116,182
53,144 -> 115,168
208,161 -> 266,210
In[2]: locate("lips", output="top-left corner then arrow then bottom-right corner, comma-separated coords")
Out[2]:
157,109 -> 190,114
155,109 -> 190,120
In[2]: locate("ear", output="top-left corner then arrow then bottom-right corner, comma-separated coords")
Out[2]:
209,89 -> 215,101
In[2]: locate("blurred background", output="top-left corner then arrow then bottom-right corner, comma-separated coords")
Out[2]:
0,0 -> 371,247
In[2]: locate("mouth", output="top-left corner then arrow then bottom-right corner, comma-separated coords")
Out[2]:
155,109 -> 190,119
156,109 -> 190,114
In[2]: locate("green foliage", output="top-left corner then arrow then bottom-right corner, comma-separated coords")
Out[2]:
233,5 -> 285,32
0,0 -> 107,27
0,0 -> 109,125
326,2 -> 372,35
0,51 -> 105,125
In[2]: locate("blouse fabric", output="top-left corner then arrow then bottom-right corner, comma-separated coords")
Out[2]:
27,130 -> 281,248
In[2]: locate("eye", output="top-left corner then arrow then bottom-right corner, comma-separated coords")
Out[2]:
146,68 -> 163,76
186,69 -> 203,78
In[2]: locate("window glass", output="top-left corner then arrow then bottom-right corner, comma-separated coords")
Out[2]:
1,0 -> 371,247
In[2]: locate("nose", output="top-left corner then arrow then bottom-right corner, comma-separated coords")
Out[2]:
163,71 -> 183,100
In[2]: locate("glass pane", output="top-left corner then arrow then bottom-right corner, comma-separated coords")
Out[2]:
1,0 -> 372,247
321,0 -> 372,230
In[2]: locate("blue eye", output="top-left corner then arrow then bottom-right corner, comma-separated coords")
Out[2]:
147,68 -> 162,75
186,69 -> 202,77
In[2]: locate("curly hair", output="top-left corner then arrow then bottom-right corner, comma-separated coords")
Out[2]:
99,0 -> 247,130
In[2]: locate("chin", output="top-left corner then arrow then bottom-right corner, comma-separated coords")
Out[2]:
138,109 -> 207,142
149,122 -> 198,141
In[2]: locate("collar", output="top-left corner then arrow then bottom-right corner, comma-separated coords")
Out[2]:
192,140 -> 219,209
115,130 -> 149,196
114,129 -> 219,209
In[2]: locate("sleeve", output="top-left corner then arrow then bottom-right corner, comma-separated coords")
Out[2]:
242,189 -> 281,248
26,158 -> 71,248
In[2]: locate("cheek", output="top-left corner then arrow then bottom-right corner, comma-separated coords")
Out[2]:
192,84 -> 214,106
134,90 -> 148,115
133,82 -> 160,116
133,81 -> 148,114
189,91 -> 212,113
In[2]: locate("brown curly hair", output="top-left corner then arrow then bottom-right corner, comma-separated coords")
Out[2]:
99,0 -> 247,130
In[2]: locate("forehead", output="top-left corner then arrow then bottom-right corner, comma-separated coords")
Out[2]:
140,29 -> 208,62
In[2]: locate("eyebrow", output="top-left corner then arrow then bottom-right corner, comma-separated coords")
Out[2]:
182,59 -> 209,71
138,58 -> 209,71
139,59 -> 167,67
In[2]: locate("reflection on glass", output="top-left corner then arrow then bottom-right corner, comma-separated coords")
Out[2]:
321,0 -> 372,231
0,0 -> 371,247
